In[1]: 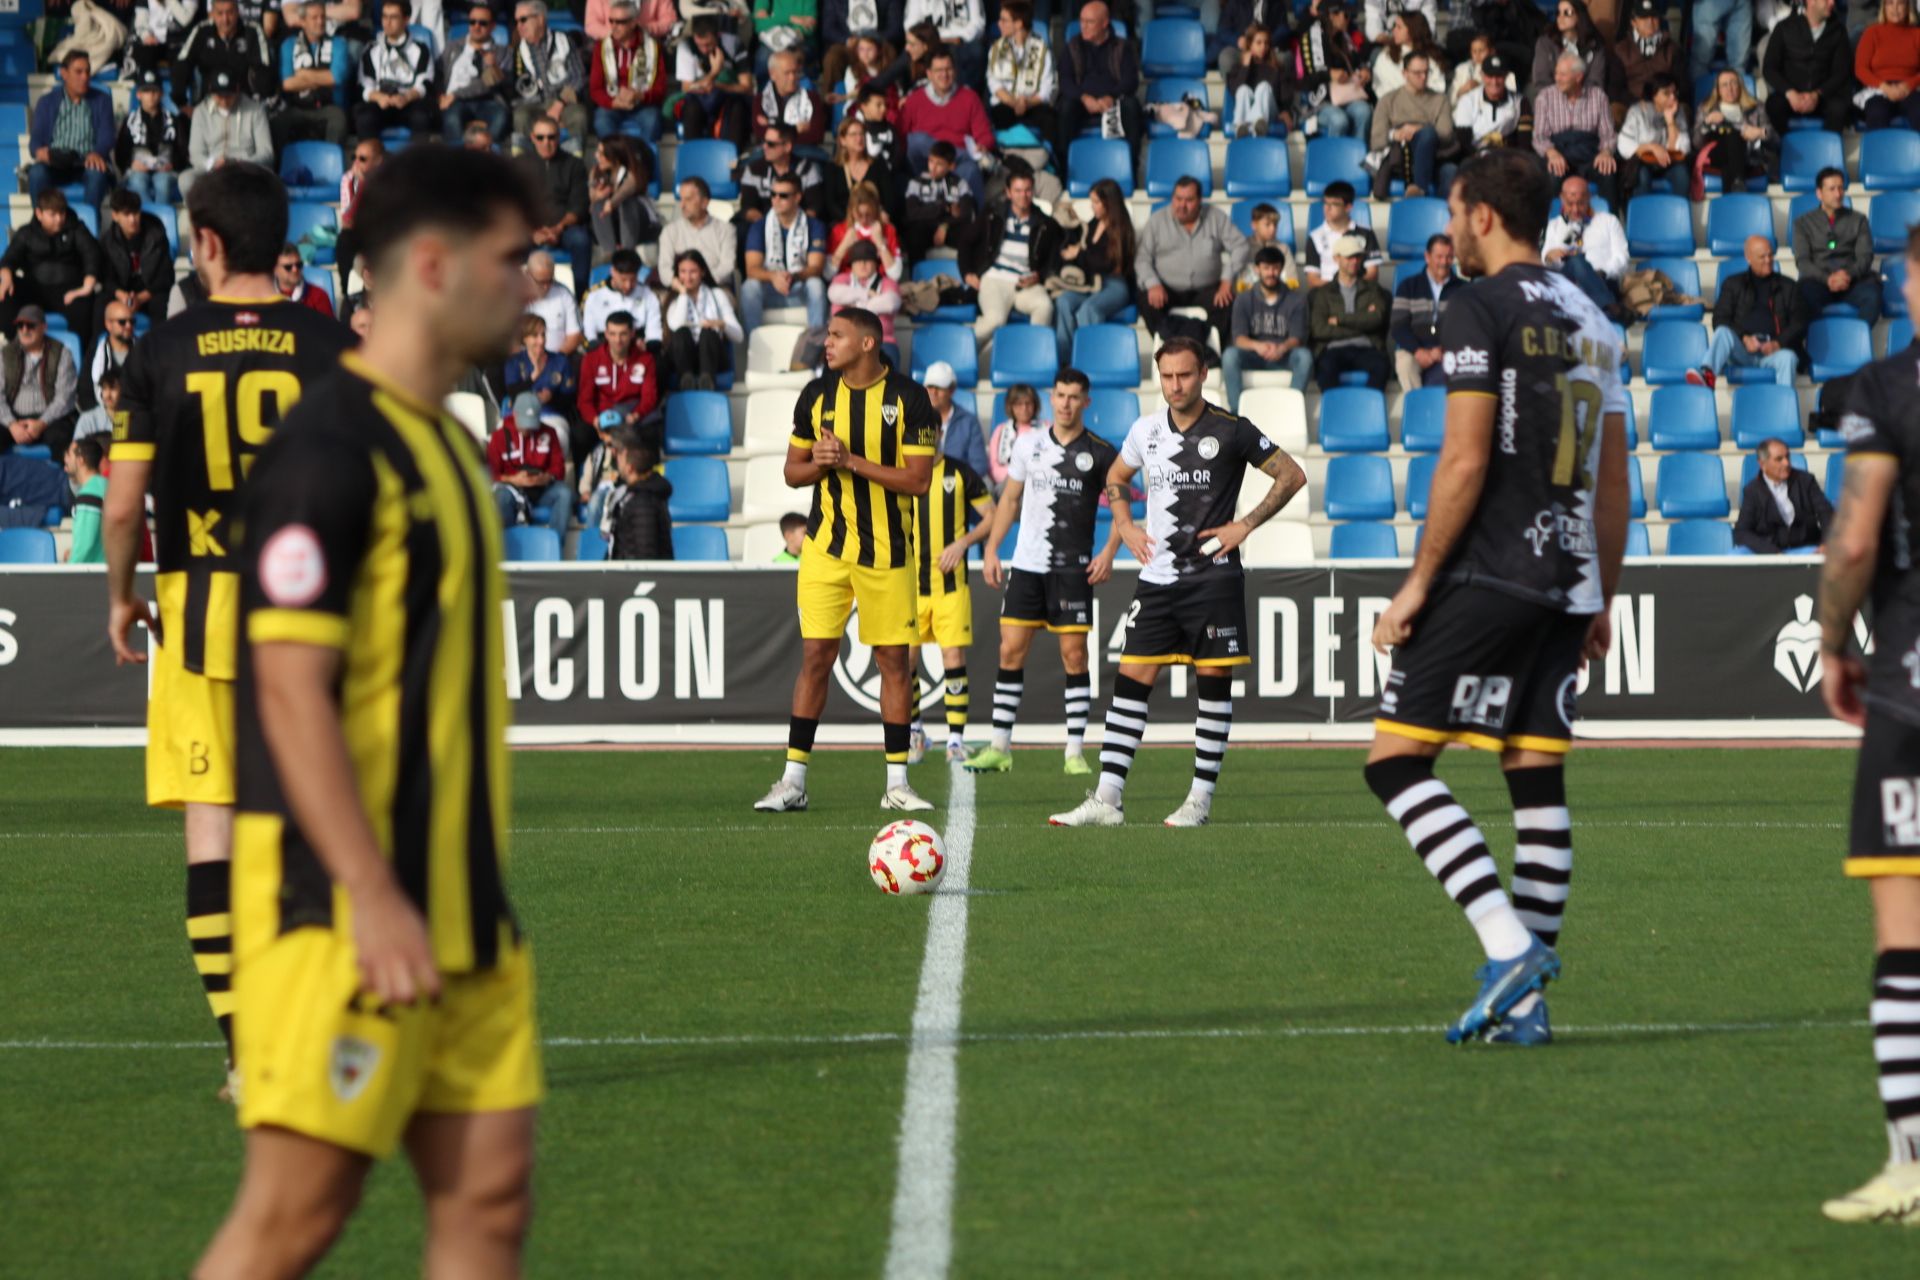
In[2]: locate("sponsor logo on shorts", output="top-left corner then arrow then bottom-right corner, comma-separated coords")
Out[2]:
1443,346 -> 1490,378
259,525 -> 328,608
1773,595 -> 1823,694
329,1035 -> 381,1103
1448,674 -> 1512,730
1197,437 -> 1220,461
1883,778 -> 1920,846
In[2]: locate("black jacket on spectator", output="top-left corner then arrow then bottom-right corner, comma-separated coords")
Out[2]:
99,211 -> 176,302
177,20 -> 278,104
607,472 -> 674,560
113,104 -> 189,173
822,0 -> 905,51
1761,12 -> 1853,129
960,200 -> 1062,280
518,149 -> 590,227
1,219 -> 102,294
1734,469 -> 1833,553
1219,0 -> 1297,43
1058,33 -> 1138,104
1712,268 -> 1811,353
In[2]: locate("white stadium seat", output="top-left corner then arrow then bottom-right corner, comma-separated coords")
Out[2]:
1238,520 -> 1315,566
740,454 -> 798,522
1236,388 -> 1309,455
741,521 -> 791,564
743,388 -> 803,455
744,324 -> 814,390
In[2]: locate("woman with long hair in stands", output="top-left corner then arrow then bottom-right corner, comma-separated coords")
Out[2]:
1051,177 -> 1137,363
821,114 -> 897,228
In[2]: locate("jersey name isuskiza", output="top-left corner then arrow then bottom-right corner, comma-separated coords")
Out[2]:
1008,424 -> 1118,572
1119,403 -> 1280,586
1438,261 -> 1628,616
1841,349 -> 1920,724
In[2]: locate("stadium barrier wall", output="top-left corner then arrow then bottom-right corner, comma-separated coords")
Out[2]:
0,560 -> 1862,744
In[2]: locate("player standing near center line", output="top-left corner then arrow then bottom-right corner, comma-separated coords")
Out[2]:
1049,339 -> 1306,828
904,422 -> 997,765
100,162 -> 353,1096
967,368 -> 1120,777
1363,149 -> 1630,1048
1810,224 -> 1920,1224
753,307 -> 940,815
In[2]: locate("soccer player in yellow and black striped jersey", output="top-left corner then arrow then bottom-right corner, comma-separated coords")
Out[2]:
194,147 -> 546,1279
100,163 -> 352,1087
753,307 -> 940,814
907,447 -> 994,764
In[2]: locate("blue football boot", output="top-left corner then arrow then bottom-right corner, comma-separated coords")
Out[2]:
1481,996 -> 1552,1046
1445,938 -> 1560,1045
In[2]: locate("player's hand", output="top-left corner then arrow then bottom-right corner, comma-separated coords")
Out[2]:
811,434 -> 845,467
108,597 -> 159,665
1119,520 -> 1154,563
983,549 -> 1005,588
1582,610 -> 1612,662
1196,521 -> 1248,557
351,878 -> 442,1005
1087,548 -> 1115,584
937,542 -> 965,574
1371,583 -> 1427,654
1822,651 -> 1869,727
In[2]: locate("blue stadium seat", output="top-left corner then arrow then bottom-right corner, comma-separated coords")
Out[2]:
1071,324 -> 1140,387
1625,194 -> 1694,257
1826,453 -> 1846,505
1622,393 -> 1639,449
1328,521 -> 1398,558
1626,521 -> 1651,556
1872,191 -> 1920,253
1863,129 -> 1920,191
1627,456 -> 1647,518
990,325 -> 1058,388
1891,316 -> 1917,355
1809,316 -> 1873,380
142,203 -> 179,262
1141,17 -> 1206,76
1666,519 -> 1735,555
574,526 -> 607,561
0,527 -> 57,563
50,330 -> 81,368
1730,384 -> 1805,448
1322,455 -> 1395,520
1888,256 -> 1910,318
1084,389 -> 1139,444
1305,137 -> 1368,196
911,258 -> 977,324
664,457 -> 731,522
1146,77 -> 1210,137
1317,387 -> 1389,452
1647,384 -> 1721,451
1400,386 -> 1446,451
1223,137 -> 1291,200
280,140 -> 344,201
70,203 -> 98,237
1145,138 -> 1211,198
502,527 -> 562,562
910,324 -> 979,387
1780,129 -> 1844,192
1548,195 -> 1612,221
1229,200 -> 1297,255
1641,257 -> 1703,321
1739,450 -> 1807,491
663,391 -> 732,455
1657,453 -> 1731,519
1067,138 -> 1133,197
1385,197 -> 1449,261
1405,453 -> 1437,519
673,525 -> 731,561
675,139 -> 739,199
1640,321 -> 1708,385
1706,194 -> 1774,256
286,202 -> 338,264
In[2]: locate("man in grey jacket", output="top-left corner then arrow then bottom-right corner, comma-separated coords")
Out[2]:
1134,175 -> 1250,352
1792,165 -> 1881,322
180,71 -> 273,199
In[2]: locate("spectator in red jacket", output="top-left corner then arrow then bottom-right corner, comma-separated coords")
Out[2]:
589,0 -> 669,142
489,390 -> 572,535
274,244 -> 334,318
576,309 -> 662,444
896,48 -> 995,204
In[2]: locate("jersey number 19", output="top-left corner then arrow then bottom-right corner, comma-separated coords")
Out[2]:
188,370 -> 303,491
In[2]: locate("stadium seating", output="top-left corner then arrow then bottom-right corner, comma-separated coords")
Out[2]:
1145,138 -> 1211,198
1236,387 -> 1308,452
1072,324 -> 1141,387
664,457 -> 731,522
1780,129 -> 1844,192
1305,197 -> 1374,238
910,324 -> 979,387
674,525 -> 730,561
1316,387 -> 1389,452
1240,520 -> 1315,565
1085,389 -> 1140,444
1641,321 -> 1708,385
664,392 -> 732,455
1730,384 -> 1805,448
1826,453 -> 1846,504
1304,137 -> 1367,196
287,202 -> 338,263
49,331 -> 81,368
744,324 -> 813,389
1739,451 -> 1809,493
574,527 -> 608,561
1888,257 -> 1910,317
502,527 -> 562,562
674,140 -> 740,200
1862,130 -> 1920,190
1641,257 -> 1703,322
1647,385 -> 1721,451
1400,386 -> 1445,452
280,140 -> 343,201
1146,78 -> 1210,138
1223,138 -> 1290,199
1657,453 -> 1732,519
1626,522 -> 1652,556
1322,455 -> 1395,520
1548,195 -> 1612,220
1328,521 -> 1398,558
1706,194 -> 1773,256
1808,316 -> 1873,380
1405,453 -> 1437,519
1666,519 -> 1736,555
1625,195 -> 1693,257
912,258 -> 977,324
1627,456 -> 1647,518
1892,317 -> 1916,354
989,325 -> 1058,388
0,527 -> 56,564
1385,197 -> 1449,261
1872,191 -> 1920,253
1141,17 -> 1206,77
1066,138 -> 1133,197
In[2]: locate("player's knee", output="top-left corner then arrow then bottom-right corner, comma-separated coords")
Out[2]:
872,645 -> 910,677
430,1178 -> 534,1253
225,1178 -> 361,1274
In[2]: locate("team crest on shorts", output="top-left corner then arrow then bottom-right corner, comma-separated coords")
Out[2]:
329,1036 -> 381,1102
1197,437 -> 1220,461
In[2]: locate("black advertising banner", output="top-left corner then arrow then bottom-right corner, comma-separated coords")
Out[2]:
0,561 -> 1860,738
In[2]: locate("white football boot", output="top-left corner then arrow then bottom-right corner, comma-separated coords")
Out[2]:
1163,792 -> 1212,827
752,779 -> 809,812
1049,792 -> 1125,827
882,784 -> 936,812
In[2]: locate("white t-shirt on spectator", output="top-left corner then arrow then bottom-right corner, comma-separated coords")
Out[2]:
527,281 -> 582,349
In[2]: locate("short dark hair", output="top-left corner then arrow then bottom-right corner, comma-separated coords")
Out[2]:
279,242 -> 302,259
107,187 -> 143,215
1642,71 -> 1678,102
1254,245 -> 1285,265
623,439 -> 658,473
1154,336 -> 1211,370
354,145 -> 542,278
1426,233 -> 1452,253
1758,436 -> 1790,458
1816,165 -> 1846,191
689,13 -> 719,37
382,0 -> 412,17
779,511 -> 808,533
610,247 -> 642,274
1002,0 -> 1032,24
771,172 -> 801,193
187,162 -> 290,275
834,306 -> 884,346
1054,367 -> 1090,393
1250,202 -> 1278,222
60,49 -> 89,69
679,173 -> 711,200
858,84 -> 890,105
929,139 -> 957,163
927,48 -> 955,68
1172,175 -> 1203,197
71,435 -> 106,471
96,368 -> 121,392
34,188 -> 68,212
1450,149 -> 1552,247
765,121 -> 796,144
1323,180 -> 1356,204
605,309 -> 635,329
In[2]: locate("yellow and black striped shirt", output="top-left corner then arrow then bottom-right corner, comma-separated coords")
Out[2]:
231,354 -> 515,973
917,456 -> 992,596
790,367 -> 939,569
112,297 -> 354,679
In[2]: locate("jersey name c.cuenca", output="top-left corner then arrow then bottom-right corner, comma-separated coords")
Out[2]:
1436,261 -> 1628,616
1842,346 -> 1920,725
1008,424 -> 1117,573
1118,403 -> 1279,586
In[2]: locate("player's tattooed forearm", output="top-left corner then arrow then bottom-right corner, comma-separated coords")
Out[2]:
1242,452 -> 1305,528
1104,482 -> 1132,512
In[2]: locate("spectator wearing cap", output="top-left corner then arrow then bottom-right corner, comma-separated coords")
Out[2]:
1762,0 -> 1853,135
489,390 -> 573,536
1542,173 -> 1626,315
0,307 -> 81,458
0,191 -> 103,349
740,172 -> 829,334
1368,50 -> 1453,200
1615,0 -> 1677,102
1856,0 -> 1920,132
1135,176 -> 1250,352
181,71 -> 274,199
925,359 -> 991,479
662,249 -> 743,390
582,248 -> 663,347
1453,52 -> 1521,151
28,52 -> 116,210
178,0 -> 276,107
99,188 -> 174,335
440,2 -> 512,145
509,0 -> 591,149
1532,50 -> 1619,207
577,308 -> 662,444
1390,233 -> 1463,391
274,0 -> 350,150
1223,245 -> 1311,411
525,250 -> 584,354
356,0 -> 439,139
114,69 -> 187,210
1057,1 -> 1142,162
579,407 -> 627,531
1303,181 -> 1381,288
828,240 -> 903,366
1308,234 -> 1390,390
518,119 -> 595,297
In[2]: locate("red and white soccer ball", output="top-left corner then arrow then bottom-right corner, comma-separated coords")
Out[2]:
869,820 -> 946,895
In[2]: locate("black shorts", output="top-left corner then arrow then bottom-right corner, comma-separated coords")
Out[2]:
1002,567 -> 1092,633
1848,709 -> 1920,875
1119,576 -> 1250,667
1375,583 -> 1589,753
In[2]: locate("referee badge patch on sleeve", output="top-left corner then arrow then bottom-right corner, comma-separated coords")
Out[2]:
260,525 -> 329,608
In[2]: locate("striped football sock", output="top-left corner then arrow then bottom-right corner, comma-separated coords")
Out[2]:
1064,671 -> 1091,754
186,860 -> 234,1055
991,667 -> 1023,751
1875,950 -> 1920,1165
1191,673 -> 1233,799
1095,675 -> 1153,809
943,666 -> 969,745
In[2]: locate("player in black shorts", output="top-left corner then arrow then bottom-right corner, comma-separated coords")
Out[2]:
1364,150 -> 1631,1047
1049,337 -> 1305,828
1811,227 -> 1920,1223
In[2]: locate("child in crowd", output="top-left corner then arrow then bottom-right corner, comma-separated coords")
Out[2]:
604,438 -> 675,561
1236,203 -> 1301,293
775,511 -> 807,563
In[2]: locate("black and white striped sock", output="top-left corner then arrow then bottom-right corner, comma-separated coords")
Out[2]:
1364,756 -> 1535,962
943,665 -> 969,746
1095,675 -> 1153,808
1064,672 -> 1091,754
990,667 -> 1023,751
1191,673 -> 1233,798
1506,766 -> 1573,949
1875,949 -> 1920,1165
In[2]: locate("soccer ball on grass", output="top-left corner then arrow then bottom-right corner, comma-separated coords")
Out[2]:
869,820 -> 945,895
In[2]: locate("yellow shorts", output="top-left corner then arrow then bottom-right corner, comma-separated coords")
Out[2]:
797,543 -> 918,646
916,585 -> 973,649
234,926 -> 544,1159
146,637 -> 235,810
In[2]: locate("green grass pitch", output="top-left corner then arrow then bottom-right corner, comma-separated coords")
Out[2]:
3,744 -> 1918,1277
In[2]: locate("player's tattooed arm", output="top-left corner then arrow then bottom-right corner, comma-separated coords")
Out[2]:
1818,452 -> 1897,655
1104,482 -> 1134,522
1239,448 -> 1308,530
